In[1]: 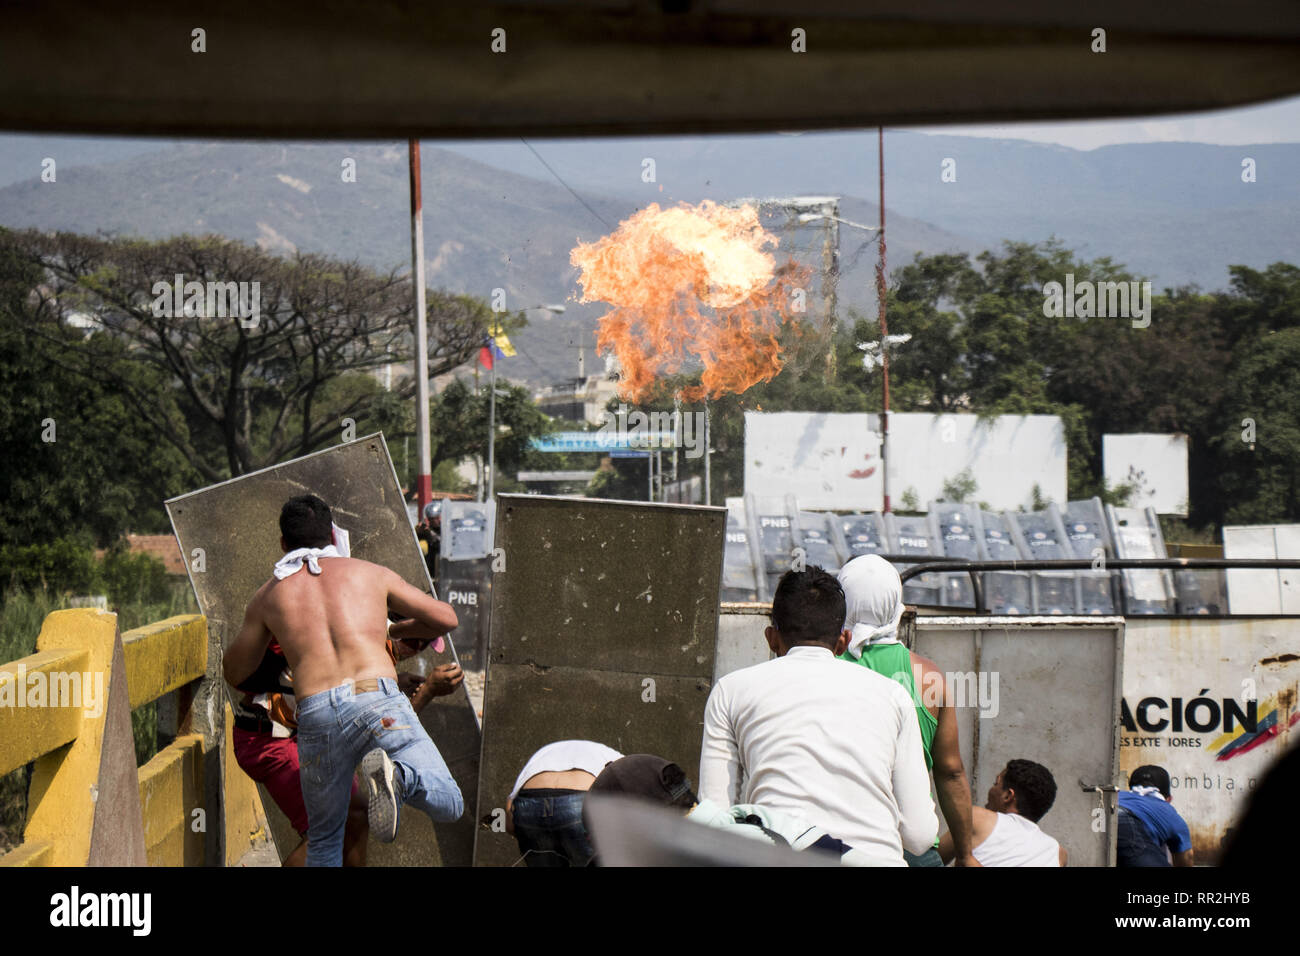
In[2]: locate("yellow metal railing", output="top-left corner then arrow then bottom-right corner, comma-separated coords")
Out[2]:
0,608 -> 266,867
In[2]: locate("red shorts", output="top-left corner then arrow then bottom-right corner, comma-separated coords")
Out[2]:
233,728 -> 312,835
232,729 -> 363,836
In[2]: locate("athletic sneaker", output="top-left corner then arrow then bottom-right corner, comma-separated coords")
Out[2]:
362,748 -> 400,843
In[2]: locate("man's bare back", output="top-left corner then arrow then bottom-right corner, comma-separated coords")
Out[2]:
225,557 -> 459,700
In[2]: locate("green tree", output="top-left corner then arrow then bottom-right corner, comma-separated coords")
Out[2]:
585,460 -> 650,501
0,232 -> 197,545
427,378 -> 555,491
1211,327 -> 1300,523
12,229 -> 507,479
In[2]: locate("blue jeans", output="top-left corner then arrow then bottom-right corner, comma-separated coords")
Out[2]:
512,789 -> 593,867
296,678 -> 463,867
904,846 -> 945,867
1117,808 -> 1171,867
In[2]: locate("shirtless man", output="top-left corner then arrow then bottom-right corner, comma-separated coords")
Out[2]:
224,494 -> 465,867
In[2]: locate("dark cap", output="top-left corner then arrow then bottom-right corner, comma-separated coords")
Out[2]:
1130,764 -> 1172,799
588,755 -> 697,810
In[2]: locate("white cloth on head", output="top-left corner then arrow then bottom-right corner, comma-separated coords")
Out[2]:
837,554 -> 905,657
1130,785 -> 1166,800
331,522 -> 351,557
272,522 -> 350,579
273,545 -> 342,580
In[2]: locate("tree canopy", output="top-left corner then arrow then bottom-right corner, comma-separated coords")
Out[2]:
600,241 -> 1300,529
8,228 -> 510,480
0,228 -> 527,542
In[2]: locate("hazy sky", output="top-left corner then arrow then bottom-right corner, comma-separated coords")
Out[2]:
912,94 -> 1300,149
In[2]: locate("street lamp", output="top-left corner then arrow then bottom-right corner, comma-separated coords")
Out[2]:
798,208 -> 881,374
485,303 -> 565,502
797,211 -> 878,233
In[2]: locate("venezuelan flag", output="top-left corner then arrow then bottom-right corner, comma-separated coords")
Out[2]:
478,334 -> 507,370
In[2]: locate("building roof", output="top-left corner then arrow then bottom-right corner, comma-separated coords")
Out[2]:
122,534 -> 188,576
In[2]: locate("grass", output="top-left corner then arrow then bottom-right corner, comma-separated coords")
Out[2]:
0,580 -> 200,854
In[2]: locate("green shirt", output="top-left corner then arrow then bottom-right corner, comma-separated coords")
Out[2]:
838,641 -> 939,771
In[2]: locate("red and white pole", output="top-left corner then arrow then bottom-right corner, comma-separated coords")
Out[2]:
410,139 -> 433,514
877,126 -> 891,513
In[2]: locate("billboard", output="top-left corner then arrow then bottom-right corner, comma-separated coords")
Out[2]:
744,412 -> 1065,511
1102,433 -> 1189,515
1223,524 -> 1300,614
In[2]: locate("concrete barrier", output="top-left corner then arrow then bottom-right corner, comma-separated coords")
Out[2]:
910,614 -> 1123,867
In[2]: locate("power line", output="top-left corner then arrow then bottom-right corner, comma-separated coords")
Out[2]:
519,137 -> 612,230
511,339 -> 552,380
843,232 -> 883,273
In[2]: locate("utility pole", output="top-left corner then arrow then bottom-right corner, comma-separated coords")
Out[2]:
672,393 -> 680,501
704,398 -> 711,507
821,199 -> 839,377
876,126 -> 891,514
487,327 -> 498,503
409,140 -> 432,516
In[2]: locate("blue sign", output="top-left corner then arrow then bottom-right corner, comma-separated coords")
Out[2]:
531,431 -> 676,454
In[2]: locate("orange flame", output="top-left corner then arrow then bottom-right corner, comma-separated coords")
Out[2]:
570,201 -> 806,402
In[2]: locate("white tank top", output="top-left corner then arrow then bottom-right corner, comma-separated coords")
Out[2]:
973,812 -> 1061,867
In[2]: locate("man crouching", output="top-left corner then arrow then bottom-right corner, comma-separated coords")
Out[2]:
224,494 -> 465,866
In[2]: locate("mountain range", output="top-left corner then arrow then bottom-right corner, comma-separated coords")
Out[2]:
0,129 -> 1295,385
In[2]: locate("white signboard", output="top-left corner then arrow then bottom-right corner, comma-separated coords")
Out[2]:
744,412 -> 1065,512
1223,524 -> 1300,614
1122,616 -> 1300,861
744,412 -> 881,511
1102,434 -> 1189,515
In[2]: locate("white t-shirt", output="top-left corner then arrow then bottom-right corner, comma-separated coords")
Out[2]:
699,645 -> 938,863
509,740 -> 624,801
973,812 -> 1062,867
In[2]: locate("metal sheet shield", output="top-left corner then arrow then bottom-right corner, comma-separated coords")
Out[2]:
474,494 -> 725,867
166,433 -> 479,866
